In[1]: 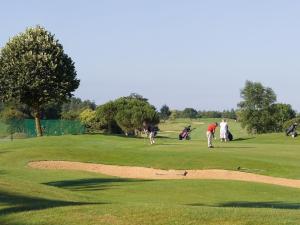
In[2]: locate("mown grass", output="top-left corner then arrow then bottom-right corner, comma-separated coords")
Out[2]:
0,118 -> 299,225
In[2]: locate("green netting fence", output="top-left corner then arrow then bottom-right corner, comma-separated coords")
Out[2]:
0,119 -> 85,139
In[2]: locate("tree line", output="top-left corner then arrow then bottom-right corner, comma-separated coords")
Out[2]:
159,105 -> 237,121
0,26 -> 298,136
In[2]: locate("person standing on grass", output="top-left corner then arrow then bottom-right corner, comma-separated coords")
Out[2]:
147,125 -> 156,145
207,122 -> 218,148
220,119 -> 229,142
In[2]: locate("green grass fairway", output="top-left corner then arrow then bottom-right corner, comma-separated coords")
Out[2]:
0,119 -> 300,225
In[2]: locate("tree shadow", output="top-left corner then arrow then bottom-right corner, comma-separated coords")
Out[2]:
0,151 -> 11,155
187,201 -> 300,210
214,146 -> 255,149
155,135 -> 177,139
157,143 -> 181,146
0,191 -> 104,216
44,178 -> 152,191
232,137 -> 256,142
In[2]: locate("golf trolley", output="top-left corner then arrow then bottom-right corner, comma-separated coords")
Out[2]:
286,123 -> 298,138
179,126 -> 195,140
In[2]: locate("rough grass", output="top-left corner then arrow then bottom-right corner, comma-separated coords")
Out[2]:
0,118 -> 299,225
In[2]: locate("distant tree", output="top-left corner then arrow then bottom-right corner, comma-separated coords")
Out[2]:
221,109 -> 237,120
160,104 -> 171,121
79,109 -> 101,132
96,101 -> 118,133
182,108 -> 198,119
61,111 -> 81,120
0,105 -> 27,135
95,96 -> 159,135
61,97 -> 96,120
271,103 -> 296,132
62,97 -> 96,112
0,106 -> 27,123
198,110 -> 222,118
114,97 -> 159,135
238,81 -> 277,133
169,110 -> 178,120
0,26 -> 80,136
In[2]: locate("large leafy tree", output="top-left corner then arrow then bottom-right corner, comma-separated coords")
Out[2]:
238,81 -> 277,133
114,97 -> 159,135
0,26 -> 80,136
182,108 -> 198,119
271,103 -> 296,132
95,95 -> 159,135
160,104 -> 171,121
96,101 -> 118,133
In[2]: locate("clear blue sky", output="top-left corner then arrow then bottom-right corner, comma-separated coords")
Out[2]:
1,0 -> 300,111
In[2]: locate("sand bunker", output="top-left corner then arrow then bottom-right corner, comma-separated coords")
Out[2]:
28,161 -> 300,188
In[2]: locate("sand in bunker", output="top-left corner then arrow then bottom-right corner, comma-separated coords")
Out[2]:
28,161 -> 300,189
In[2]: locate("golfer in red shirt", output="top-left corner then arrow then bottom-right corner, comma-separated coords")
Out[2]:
207,122 -> 218,148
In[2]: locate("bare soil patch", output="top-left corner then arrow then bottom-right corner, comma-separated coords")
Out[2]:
28,161 -> 300,188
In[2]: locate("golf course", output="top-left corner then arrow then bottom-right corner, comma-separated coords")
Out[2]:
0,118 -> 299,225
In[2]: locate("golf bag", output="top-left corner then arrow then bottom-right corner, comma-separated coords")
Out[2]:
179,126 -> 194,140
179,130 -> 190,140
146,125 -> 159,137
286,124 -> 298,138
228,130 -> 233,141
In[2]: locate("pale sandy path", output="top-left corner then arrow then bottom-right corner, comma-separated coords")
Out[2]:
28,161 -> 300,189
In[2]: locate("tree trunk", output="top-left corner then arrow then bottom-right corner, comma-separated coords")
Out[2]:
34,111 -> 43,137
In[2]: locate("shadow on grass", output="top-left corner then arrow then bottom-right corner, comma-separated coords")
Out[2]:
214,146 -> 255,149
188,201 -> 300,210
0,151 -> 11,155
155,136 -> 177,139
0,191 -> 104,216
44,178 -> 151,191
157,143 -> 181,146
84,133 -> 176,140
232,137 -> 256,142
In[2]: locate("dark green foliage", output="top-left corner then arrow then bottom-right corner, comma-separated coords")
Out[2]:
283,117 -> 300,131
61,97 -> 96,120
182,108 -> 198,119
0,102 -> 31,121
115,97 -> 159,135
172,109 -> 237,120
238,81 -> 295,133
198,110 -> 222,118
95,95 -> 159,135
41,102 -> 62,119
0,103 -> 29,136
221,109 -> 237,120
160,104 -> 171,121
0,107 -> 26,123
270,103 -> 296,132
238,81 -> 277,110
0,26 -> 80,136
62,97 -> 96,113
96,101 -> 119,133
238,81 -> 276,133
